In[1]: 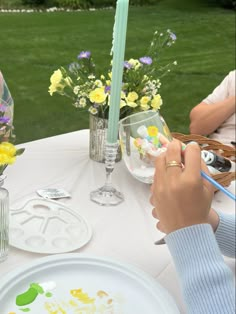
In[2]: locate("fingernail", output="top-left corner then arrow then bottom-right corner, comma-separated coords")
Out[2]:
187,141 -> 199,146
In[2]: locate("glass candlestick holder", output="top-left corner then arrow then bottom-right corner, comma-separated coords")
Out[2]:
90,141 -> 124,206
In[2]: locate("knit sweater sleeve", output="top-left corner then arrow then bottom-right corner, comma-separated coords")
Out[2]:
215,212 -> 235,258
165,224 -> 235,314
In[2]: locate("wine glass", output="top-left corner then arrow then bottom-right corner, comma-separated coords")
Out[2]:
119,110 -> 172,184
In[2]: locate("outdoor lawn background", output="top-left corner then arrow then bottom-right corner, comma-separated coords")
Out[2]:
0,0 -> 235,144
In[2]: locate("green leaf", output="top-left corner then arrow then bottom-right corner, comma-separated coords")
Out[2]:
15,148 -> 25,156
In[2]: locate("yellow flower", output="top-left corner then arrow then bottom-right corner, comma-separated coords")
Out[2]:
140,104 -> 150,111
140,96 -> 150,105
120,100 -> 126,108
89,88 -> 107,103
147,126 -> 158,137
127,101 -> 138,108
48,69 -> 64,96
128,58 -> 141,70
0,142 -> 17,157
50,69 -> 63,85
151,94 -> 163,110
127,92 -> 138,102
0,142 -> 16,166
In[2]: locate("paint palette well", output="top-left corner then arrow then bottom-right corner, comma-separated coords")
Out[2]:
9,198 -> 92,254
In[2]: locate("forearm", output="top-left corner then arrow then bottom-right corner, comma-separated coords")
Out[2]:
166,224 -> 235,314
189,97 -> 235,135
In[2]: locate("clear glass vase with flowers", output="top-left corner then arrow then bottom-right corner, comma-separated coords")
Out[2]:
0,99 -> 24,262
48,29 -> 177,161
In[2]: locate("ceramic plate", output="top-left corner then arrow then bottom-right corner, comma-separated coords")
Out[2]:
0,254 -> 180,314
9,198 -> 92,254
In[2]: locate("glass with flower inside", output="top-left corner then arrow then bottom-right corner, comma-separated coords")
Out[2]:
119,110 -> 172,184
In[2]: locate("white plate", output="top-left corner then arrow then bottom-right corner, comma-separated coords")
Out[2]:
0,254 -> 180,314
9,198 -> 92,254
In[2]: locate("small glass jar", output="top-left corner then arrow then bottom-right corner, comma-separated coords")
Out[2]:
0,176 -> 9,263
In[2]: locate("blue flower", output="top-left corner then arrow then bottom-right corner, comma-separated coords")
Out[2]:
77,51 -> 91,59
139,56 -> 153,65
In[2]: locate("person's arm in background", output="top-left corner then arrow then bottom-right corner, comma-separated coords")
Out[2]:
189,96 -> 235,135
189,71 -> 235,135
150,141 -> 235,314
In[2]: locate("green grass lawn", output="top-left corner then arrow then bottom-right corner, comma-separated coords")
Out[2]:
0,1 -> 235,144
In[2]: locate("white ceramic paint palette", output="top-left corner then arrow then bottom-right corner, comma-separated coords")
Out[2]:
0,254 -> 180,314
9,198 -> 92,254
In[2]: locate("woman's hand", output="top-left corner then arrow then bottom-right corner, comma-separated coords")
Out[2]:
150,140 -> 214,234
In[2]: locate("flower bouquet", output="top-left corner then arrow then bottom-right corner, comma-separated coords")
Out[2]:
49,29 -> 177,119
49,29 -> 177,161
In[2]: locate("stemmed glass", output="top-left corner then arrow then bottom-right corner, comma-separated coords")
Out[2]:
119,110 -> 172,184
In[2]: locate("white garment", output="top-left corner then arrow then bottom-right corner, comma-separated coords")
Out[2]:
202,70 -> 236,146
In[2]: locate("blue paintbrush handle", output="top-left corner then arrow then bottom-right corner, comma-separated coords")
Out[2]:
200,170 -> 236,201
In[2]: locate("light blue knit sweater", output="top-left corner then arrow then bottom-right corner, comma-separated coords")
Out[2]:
166,212 -> 235,314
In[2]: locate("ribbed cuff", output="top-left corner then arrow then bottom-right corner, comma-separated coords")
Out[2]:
165,224 -> 235,314
215,212 -> 235,258
165,224 -> 223,269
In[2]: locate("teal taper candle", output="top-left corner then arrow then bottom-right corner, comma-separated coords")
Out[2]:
107,0 -> 129,143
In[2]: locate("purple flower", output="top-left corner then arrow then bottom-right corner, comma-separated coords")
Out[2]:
105,85 -> 111,93
170,32 -> 177,41
77,51 -> 91,59
139,56 -> 152,65
0,117 -> 10,124
0,104 -> 7,113
124,61 -> 132,69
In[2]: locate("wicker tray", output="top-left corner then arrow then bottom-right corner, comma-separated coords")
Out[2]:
171,133 -> 236,187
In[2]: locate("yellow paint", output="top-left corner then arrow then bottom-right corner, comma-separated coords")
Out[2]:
97,290 -> 108,298
70,289 -> 95,304
68,299 -> 77,307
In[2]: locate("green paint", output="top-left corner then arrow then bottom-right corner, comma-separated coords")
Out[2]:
45,292 -> 53,298
16,287 -> 38,306
30,283 -> 44,294
19,308 -> 30,312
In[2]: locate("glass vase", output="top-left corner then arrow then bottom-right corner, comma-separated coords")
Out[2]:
0,176 -> 9,263
89,114 -> 121,163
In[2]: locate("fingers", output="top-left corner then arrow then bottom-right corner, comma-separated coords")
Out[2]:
183,142 -> 201,178
152,207 -> 159,219
165,140 -> 183,176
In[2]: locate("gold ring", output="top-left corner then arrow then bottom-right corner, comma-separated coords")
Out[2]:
166,160 -> 182,169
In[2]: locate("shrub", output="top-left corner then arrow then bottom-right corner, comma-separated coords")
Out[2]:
21,0 -> 47,5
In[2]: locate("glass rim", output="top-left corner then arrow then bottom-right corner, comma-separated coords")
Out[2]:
119,110 -> 160,127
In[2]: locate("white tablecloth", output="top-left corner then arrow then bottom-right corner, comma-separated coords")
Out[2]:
2,129 -> 235,313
